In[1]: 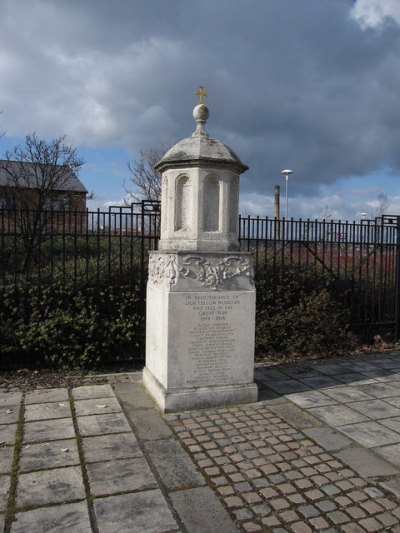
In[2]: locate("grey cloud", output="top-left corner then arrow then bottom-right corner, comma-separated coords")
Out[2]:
1,0 -> 400,198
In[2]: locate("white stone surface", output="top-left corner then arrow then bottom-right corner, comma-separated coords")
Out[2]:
144,98 -> 257,412
144,251 -> 257,412
158,166 -> 241,252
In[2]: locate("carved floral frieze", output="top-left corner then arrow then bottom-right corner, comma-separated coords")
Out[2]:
179,255 -> 252,289
149,253 -> 253,289
148,254 -> 179,287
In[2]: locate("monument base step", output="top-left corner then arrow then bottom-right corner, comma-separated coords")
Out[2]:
143,367 -> 258,413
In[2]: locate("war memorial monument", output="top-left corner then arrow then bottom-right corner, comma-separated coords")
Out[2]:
143,88 -> 258,412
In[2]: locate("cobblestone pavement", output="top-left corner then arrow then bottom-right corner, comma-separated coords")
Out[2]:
2,352 -> 400,531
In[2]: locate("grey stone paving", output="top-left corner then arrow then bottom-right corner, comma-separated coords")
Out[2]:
93,490 -> 179,533
11,502 -> 92,533
74,396 -> 122,416
86,456 -> 157,496
0,446 -> 14,474
72,384 -> 115,400
76,412 -> 131,436
0,406 -> 20,425
81,432 -> 142,463
16,466 -> 86,508
19,438 -> 80,472
0,424 -> 17,446
170,486 -> 238,533
0,475 -> 10,512
3,353 -> 400,532
24,401 -> 71,421
24,388 -> 68,405
308,404 -> 368,426
23,418 -> 75,443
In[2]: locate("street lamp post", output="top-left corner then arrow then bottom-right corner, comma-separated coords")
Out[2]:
281,169 -> 293,219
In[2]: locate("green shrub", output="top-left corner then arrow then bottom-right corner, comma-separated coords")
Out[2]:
255,261 -> 356,359
0,283 -> 144,368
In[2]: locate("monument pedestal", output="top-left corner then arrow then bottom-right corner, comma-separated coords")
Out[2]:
144,251 -> 258,413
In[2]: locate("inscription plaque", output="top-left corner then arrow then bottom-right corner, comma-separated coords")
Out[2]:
169,292 -> 253,388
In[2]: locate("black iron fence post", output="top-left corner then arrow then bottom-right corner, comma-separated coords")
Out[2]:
395,216 -> 400,339
140,200 -> 146,301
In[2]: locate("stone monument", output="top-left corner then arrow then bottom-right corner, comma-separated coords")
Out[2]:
143,87 -> 258,412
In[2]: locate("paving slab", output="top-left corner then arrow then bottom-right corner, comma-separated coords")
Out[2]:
23,418 -> 75,443
373,442 -> 400,467
272,403 -> 323,429
380,416 -> 400,434
87,456 -> 157,496
322,386 -> 374,403
143,438 -> 206,490
348,399 -> 400,419
25,388 -> 69,405
352,383 -> 400,399
286,390 -> 337,409
346,362 -> 381,373
0,445 -> 14,474
16,466 -> 85,508
303,427 -> 352,451
379,478 -> 400,499
74,397 -> 122,417
334,373 -> 377,385
385,396 -> 400,409
170,486 -> 238,533
11,501 -> 92,532
77,412 -> 131,437
357,368 -> 392,378
254,368 -> 289,382
372,358 -> 400,369
376,372 -> 400,383
262,380 -> 310,395
24,401 -> 72,421
311,363 -> 357,376
334,446 -> 400,477
124,407 -> 174,441
72,384 -> 115,400
0,423 -> 17,445
307,404 -> 368,426
113,381 -> 155,409
0,405 -> 20,425
93,489 -> 179,533
338,421 -> 400,448
256,387 -> 284,403
297,376 -> 341,389
19,438 -> 80,472
0,392 -> 22,407
82,432 -> 142,463
0,474 -> 10,512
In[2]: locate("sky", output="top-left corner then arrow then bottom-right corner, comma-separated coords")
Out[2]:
1,0 -> 400,221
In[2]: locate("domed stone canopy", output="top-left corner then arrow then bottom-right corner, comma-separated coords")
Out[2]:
155,103 -> 248,173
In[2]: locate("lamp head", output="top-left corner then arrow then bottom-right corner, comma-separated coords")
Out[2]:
281,169 -> 293,176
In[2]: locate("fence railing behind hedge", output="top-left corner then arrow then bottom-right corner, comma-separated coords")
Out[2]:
238,214 -> 400,338
1,203 -> 400,366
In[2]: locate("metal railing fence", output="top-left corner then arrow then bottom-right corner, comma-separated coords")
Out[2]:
1,202 -> 400,365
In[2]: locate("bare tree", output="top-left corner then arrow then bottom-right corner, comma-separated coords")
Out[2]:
124,143 -> 172,204
319,205 -> 332,221
368,192 -> 390,220
0,133 -> 85,268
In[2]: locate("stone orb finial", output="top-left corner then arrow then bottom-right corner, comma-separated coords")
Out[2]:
193,104 -> 209,122
193,104 -> 209,136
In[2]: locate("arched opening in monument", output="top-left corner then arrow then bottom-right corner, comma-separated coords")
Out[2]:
203,175 -> 220,232
175,175 -> 191,231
